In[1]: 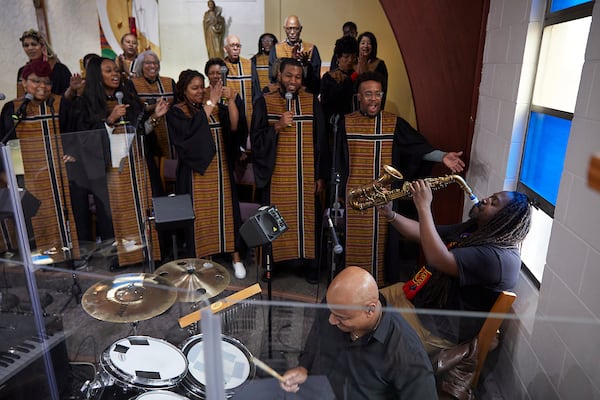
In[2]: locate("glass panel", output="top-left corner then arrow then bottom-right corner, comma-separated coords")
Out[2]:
520,111 -> 571,205
520,206 -> 553,282
532,17 -> 591,113
550,0 -> 592,13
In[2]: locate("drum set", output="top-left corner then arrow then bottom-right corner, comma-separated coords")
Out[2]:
80,259 -> 258,400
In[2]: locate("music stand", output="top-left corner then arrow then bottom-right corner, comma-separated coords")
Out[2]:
152,194 -> 195,262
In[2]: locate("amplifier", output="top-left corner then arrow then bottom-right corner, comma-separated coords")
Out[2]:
239,205 -> 288,248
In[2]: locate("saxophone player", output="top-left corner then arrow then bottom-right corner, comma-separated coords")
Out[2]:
378,182 -> 532,356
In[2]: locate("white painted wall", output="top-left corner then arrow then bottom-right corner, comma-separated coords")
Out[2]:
469,0 -> 600,397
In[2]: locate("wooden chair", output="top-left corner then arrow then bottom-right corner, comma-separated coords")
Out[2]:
435,290 -> 517,399
472,290 -> 516,386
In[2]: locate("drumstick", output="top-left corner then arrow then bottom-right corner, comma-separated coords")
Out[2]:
178,283 -> 262,328
252,356 -> 286,383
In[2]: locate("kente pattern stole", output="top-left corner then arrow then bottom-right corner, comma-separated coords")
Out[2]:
344,111 -> 396,285
131,76 -> 176,158
106,99 -> 160,265
14,96 -> 80,259
264,89 -> 316,262
225,58 -> 253,124
188,106 -> 235,257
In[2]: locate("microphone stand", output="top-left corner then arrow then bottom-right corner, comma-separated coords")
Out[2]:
46,98 -> 81,313
327,114 -> 343,284
135,106 -> 156,273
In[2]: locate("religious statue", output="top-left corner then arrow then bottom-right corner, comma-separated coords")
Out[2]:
203,0 -> 225,59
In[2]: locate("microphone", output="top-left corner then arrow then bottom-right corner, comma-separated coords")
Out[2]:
285,92 -> 293,127
326,215 -> 343,255
0,93 -> 6,100
219,66 -> 228,104
329,113 -> 339,126
12,93 -> 33,121
219,65 -> 228,86
114,91 -> 126,125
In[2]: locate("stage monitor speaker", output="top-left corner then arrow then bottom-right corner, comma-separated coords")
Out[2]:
0,187 -> 41,220
239,205 -> 288,248
152,194 -> 195,231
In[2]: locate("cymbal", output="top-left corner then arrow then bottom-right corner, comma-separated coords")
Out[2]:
155,258 -> 230,303
82,273 -> 176,323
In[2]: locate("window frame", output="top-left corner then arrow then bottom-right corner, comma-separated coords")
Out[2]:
516,0 -> 594,285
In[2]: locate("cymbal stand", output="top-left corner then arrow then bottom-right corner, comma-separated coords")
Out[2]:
129,320 -> 139,336
59,270 -> 82,314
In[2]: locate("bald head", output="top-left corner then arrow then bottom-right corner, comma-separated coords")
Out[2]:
224,35 -> 242,61
283,15 -> 302,43
327,266 -> 379,307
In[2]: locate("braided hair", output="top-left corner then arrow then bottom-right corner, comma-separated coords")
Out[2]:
459,191 -> 532,248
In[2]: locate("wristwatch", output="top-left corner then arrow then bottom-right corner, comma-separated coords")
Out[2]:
206,100 -> 215,107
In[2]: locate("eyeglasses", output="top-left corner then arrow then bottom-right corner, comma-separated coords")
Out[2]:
285,26 -> 301,32
27,78 -> 52,86
228,43 -> 242,48
362,91 -> 384,100
261,38 -> 274,44
143,61 -> 159,65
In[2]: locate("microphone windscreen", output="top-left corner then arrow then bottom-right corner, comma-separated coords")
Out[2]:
115,91 -> 124,104
0,93 -> 6,100
24,93 -> 34,101
284,92 -> 293,101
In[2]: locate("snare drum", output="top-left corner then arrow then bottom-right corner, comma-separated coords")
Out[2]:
100,336 -> 188,392
135,390 -> 190,399
180,334 -> 255,399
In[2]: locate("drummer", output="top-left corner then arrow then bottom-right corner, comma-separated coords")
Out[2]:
280,266 -> 436,399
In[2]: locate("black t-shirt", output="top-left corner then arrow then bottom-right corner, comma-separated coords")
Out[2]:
413,221 -> 521,343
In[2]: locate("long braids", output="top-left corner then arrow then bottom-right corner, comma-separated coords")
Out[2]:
458,191 -> 532,249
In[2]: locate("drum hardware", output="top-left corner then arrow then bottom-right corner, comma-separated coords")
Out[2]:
180,334 -> 255,399
135,390 -> 191,399
86,336 -> 189,400
155,258 -> 230,303
81,273 -> 177,323
177,283 -> 261,329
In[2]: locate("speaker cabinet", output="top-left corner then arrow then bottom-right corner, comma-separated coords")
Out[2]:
239,205 -> 288,248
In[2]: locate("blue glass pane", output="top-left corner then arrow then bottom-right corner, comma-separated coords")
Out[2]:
520,112 -> 571,205
550,0 -> 591,12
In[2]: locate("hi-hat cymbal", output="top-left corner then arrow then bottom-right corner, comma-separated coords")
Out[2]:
82,273 -> 176,323
155,258 -> 230,303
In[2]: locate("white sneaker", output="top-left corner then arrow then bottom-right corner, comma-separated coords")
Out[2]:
233,261 -> 247,279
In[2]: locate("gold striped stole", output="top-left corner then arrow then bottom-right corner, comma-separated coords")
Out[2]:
254,53 -> 270,93
225,57 -> 253,124
105,99 -> 160,266
275,42 -> 315,61
14,95 -> 80,260
188,106 -> 236,258
130,76 -> 175,158
343,111 -> 397,285
263,90 -> 316,262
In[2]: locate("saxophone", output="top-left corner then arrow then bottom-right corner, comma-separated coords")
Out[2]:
347,165 -> 479,210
